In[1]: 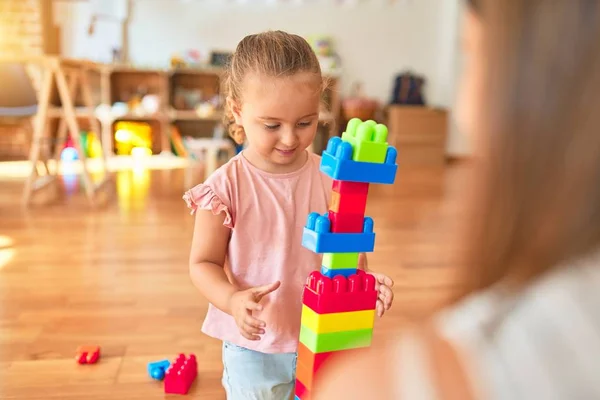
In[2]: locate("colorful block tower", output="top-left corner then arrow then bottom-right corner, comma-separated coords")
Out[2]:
295,118 -> 398,399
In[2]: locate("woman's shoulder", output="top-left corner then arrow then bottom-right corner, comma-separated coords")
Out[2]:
435,255 -> 600,398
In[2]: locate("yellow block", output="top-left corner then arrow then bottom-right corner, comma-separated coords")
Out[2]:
301,305 -> 375,334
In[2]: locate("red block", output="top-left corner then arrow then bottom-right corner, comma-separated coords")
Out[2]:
76,345 -> 100,364
164,353 -> 197,395
295,378 -> 311,399
332,180 -> 369,195
329,191 -> 368,215
295,345 -> 369,397
328,211 -> 364,233
301,270 -> 377,314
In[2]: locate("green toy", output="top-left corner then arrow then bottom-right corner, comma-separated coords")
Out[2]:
341,118 -> 389,163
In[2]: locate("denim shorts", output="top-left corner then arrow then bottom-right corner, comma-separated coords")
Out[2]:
222,341 -> 298,400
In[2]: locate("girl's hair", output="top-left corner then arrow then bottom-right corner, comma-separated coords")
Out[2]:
221,30 -> 323,144
458,0 -> 600,297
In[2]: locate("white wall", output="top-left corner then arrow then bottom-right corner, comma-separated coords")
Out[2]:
57,0 -> 470,156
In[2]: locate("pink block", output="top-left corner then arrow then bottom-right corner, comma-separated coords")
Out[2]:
164,353 -> 197,395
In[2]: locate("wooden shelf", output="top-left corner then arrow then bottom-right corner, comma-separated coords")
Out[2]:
44,61 -> 341,156
169,109 -> 223,121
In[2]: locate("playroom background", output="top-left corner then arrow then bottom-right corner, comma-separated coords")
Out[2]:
0,0 -> 468,398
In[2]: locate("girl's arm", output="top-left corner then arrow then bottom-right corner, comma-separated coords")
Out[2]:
188,209 -> 237,314
189,209 -> 281,340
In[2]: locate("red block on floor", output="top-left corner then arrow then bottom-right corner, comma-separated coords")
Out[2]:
76,345 -> 100,364
164,353 -> 197,395
328,211 -> 364,233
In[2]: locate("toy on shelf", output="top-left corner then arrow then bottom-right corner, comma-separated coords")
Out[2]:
76,345 -> 100,364
61,137 -> 79,162
295,117 -> 398,400
164,353 -> 197,395
114,121 -> 153,156
148,359 -> 171,380
307,35 -> 340,72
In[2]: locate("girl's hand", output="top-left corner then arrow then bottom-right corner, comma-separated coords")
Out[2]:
228,281 -> 281,341
358,254 -> 394,317
369,271 -> 394,317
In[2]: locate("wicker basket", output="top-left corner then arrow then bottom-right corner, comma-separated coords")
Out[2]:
341,82 -> 379,122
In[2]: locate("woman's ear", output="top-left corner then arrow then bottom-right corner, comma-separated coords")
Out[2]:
226,96 -> 242,125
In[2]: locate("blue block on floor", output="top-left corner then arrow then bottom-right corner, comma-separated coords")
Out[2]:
302,212 -> 376,253
147,359 -> 171,380
320,266 -> 357,278
320,137 -> 398,184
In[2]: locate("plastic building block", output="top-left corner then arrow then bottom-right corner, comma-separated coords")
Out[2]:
295,343 -> 367,398
148,359 -> 171,380
301,305 -> 375,334
341,118 -> 389,163
302,212 -> 375,253
328,210 -> 364,233
322,252 -> 359,269
301,270 -> 377,314
332,179 -> 369,195
297,342 -> 334,374
76,345 -> 100,364
164,353 -> 197,395
320,136 -> 398,184
320,266 -> 356,279
296,341 -> 366,374
299,325 -> 373,353
296,361 -> 315,392
295,378 -> 310,399
329,190 -> 368,215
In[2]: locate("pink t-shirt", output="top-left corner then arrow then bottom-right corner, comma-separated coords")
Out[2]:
183,151 -> 332,354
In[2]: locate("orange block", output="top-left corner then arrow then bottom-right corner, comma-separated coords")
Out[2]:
296,359 -> 315,390
297,342 -> 334,374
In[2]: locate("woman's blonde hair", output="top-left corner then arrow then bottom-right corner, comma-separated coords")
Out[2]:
221,30 -> 323,144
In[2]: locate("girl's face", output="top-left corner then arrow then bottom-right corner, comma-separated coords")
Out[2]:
229,72 -> 321,173
455,7 -> 485,151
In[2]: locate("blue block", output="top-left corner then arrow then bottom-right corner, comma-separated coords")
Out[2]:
302,212 -> 376,253
295,396 -> 301,400
320,266 -> 357,278
320,136 -> 398,184
147,359 -> 171,380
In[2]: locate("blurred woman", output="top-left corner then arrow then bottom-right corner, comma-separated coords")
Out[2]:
314,0 -> 600,398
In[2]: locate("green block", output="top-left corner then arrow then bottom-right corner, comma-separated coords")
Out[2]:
322,252 -> 359,269
341,117 -> 389,164
299,324 -> 373,353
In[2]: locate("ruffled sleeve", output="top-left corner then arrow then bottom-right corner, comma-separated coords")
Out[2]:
183,184 -> 234,228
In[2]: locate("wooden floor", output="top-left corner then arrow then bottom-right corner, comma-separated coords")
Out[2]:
0,160 -> 467,399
